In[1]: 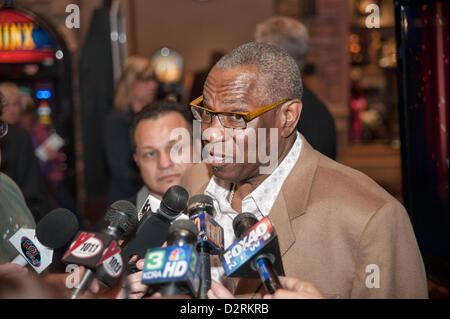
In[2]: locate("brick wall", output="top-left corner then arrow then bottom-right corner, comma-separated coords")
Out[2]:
275,0 -> 350,156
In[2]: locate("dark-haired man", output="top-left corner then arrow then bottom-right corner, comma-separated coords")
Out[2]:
123,100 -> 196,298
129,100 -> 195,214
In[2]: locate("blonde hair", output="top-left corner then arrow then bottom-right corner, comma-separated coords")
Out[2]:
113,56 -> 155,111
20,93 -> 36,114
0,82 -> 21,105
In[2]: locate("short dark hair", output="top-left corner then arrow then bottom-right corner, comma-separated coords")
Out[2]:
130,100 -> 194,152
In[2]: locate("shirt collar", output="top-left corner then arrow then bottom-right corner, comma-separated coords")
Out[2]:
205,131 -> 302,220
245,131 -> 302,217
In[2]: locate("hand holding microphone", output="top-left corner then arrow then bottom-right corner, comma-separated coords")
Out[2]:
62,200 -> 138,299
207,276 -> 325,299
9,208 -> 79,272
141,219 -> 201,298
0,262 -> 59,298
263,276 -> 325,299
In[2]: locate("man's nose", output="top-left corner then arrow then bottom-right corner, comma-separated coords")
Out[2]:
158,150 -> 174,169
202,116 -> 226,143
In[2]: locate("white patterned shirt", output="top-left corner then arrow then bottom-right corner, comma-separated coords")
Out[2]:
204,132 -> 302,292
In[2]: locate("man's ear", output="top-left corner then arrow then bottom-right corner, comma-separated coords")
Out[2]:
133,153 -> 139,166
278,99 -> 302,138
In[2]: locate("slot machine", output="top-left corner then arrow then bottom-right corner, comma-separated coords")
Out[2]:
0,3 -> 76,211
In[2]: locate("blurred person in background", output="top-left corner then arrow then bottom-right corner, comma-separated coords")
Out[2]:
0,82 -> 50,222
19,94 -> 82,228
0,93 -> 56,298
104,56 -> 159,205
255,16 -> 337,159
189,50 -> 225,103
0,92 -> 36,264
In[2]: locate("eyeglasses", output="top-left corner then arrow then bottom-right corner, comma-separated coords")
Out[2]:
189,95 -> 288,129
0,120 -> 7,139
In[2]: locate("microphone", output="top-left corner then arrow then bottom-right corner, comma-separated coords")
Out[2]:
220,213 -> 285,294
121,185 -> 189,264
63,200 -> 138,299
187,194 -> 224,299
141,219 -> 201,298
9,208 -> 79,273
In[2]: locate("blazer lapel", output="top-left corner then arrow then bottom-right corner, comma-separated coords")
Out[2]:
268,136 -> 319,256
234,135 -> 319,297
281,135 -> 319,220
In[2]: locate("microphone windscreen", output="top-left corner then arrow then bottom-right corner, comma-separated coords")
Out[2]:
105,200 -> 138,236
232,212 -> 258,238
36,208 -> 79,249
169,219 -> 199,237
160,185 -> 189,217
187,194 -> 214,217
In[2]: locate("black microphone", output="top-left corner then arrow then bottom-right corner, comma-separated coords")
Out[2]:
9,208 -> 79,273
187,194 -> 224,299
121,185 -> 189,265
66,200 -> 138,299
221,213 -> 285,294
141,219 -> 201,297
36,208 -> 80,249
35,208 -> 80,273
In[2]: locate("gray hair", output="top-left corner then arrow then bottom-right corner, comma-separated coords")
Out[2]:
215,42 -> 303,104
255,16 -> 309,70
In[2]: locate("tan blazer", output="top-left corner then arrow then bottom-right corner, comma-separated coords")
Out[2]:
180,135 -> 428,299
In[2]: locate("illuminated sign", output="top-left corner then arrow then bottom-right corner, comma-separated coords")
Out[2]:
0,22 -> 35,50
0,8 -> 56,63
36,89 -> 51,99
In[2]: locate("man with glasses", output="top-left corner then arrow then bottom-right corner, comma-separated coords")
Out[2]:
182,42 -> 427,298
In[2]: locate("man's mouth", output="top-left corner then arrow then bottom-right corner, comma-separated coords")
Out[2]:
158,174 -> 181,182
206,153 -> 234,166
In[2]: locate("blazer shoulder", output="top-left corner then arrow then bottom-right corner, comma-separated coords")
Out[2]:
307,152 -> 404,229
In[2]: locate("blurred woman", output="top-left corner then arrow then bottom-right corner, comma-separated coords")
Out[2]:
0,82 -> 21,125
104,56 -> 159,204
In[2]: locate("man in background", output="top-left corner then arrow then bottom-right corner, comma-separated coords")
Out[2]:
255,16 -> 337,159
129,100 -> 195,215
123,100 -> 195,298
